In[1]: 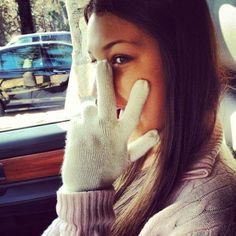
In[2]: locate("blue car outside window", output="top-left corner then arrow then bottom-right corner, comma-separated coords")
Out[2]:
41,34 -> 71,43
45,44 -> 72,67
1,46 -> 43,71
1,51 -> 19,70
19,36 -> 40,44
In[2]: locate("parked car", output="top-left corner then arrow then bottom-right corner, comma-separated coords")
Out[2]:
6,31 -> 72,46
0,41 -> 72,115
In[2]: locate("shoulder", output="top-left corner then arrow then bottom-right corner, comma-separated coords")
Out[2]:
139,150 -> 236,236
175,146 -> 236,207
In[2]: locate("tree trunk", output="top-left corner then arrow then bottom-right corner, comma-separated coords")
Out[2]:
16,0 -> 35,34
0,8 -> 6,45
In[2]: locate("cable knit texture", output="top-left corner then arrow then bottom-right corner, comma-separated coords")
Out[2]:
42,122 -> 236,235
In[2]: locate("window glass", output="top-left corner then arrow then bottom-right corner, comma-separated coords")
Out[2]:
1,50 -> 18,70
19,35 -> 40,44
1,46 -> 42,70
217,2 -> 236,152
32,36 -> 40,42
219,4 -> 236,63
0,0 -> 75,131
41,34 -> 71,43
44,44 -> 72,67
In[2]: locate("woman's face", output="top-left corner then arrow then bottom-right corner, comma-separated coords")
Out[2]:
87,13 -> 166,138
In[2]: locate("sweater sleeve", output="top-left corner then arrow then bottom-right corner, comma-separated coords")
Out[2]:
42,188 -> 115,236
186,224 -> 236,236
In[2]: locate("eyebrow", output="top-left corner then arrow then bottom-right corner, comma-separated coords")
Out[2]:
102,39 -> 139,50
88,39 -> 139,55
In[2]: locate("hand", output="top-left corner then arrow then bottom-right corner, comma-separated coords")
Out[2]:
61,60 -> 159,192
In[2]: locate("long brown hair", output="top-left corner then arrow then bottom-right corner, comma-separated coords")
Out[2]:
84,0 -> 223,235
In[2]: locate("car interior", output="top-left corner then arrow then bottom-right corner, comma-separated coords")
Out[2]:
0,0 -> 235,235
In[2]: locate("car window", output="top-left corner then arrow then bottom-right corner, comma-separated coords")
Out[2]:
0,45 -> 42,70
41,34 -> 71,43
43,43 -> 72,67
219,4 -> 236,64
218,3 -> 236,151
19,35 -> 40,44
0,0 -> 76,131
0,50 -> 19,70
32,36 -> 40,42
0,43 -> 72,130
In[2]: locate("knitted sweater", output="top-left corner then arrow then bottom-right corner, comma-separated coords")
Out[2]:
43,123 -> 236,235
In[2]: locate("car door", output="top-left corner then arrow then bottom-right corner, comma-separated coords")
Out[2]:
31,42 -> 72,109
0,46 -> 69,235
0,44 -> 44,114
0,47 -> 33,113
0,121 -> 67,236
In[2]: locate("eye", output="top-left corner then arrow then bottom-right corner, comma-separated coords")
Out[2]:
111,55 -> 133,65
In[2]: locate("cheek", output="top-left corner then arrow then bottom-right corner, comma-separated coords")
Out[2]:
113,68 -> 137,107
142,83 -> 166,130
112,63 -> 166,132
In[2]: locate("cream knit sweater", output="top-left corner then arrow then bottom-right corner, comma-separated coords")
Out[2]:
43,123 -> 236,235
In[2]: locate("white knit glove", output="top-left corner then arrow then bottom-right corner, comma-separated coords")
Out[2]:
61,61 -> 159,192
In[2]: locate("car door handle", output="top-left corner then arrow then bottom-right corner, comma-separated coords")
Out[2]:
53,69 -> 67,74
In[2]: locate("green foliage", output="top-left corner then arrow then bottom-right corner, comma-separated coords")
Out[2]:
0,0 -> 69,46
0,0 -> 20,46
31,0 -> 69,32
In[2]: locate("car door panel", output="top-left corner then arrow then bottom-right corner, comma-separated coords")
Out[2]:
0,176 -> 60,236
0,122 -> 67,159
0,121 -> 67,235
0,149 -> 63,184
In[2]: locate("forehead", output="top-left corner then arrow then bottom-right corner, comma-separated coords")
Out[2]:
87,13 -> 143,49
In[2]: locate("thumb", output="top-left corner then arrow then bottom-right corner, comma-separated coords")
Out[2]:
128,130 -> 159,162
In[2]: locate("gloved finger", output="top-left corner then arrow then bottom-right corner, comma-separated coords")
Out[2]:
128,130 -> 159,162
96,60 -> 117,120
120,80 -> 149,139
80,101 -> 97,121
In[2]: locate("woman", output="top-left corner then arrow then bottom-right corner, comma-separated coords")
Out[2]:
43,0 -> 236,235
